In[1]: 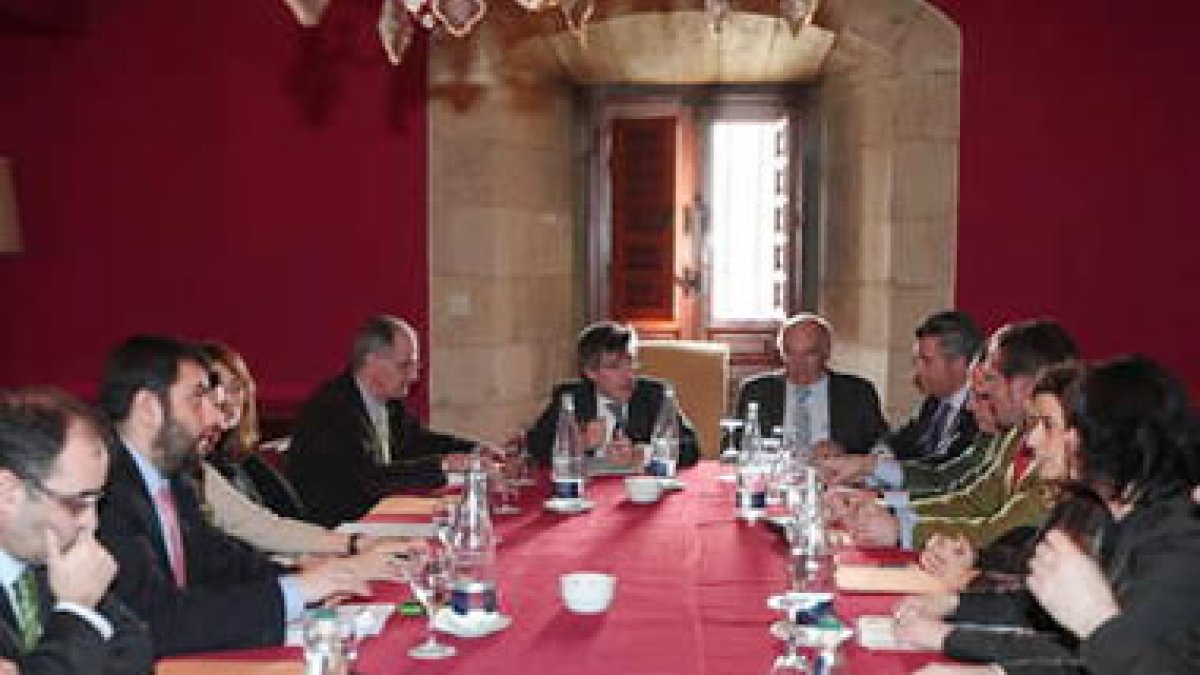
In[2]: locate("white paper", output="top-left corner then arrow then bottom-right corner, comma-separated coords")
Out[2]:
334,522 -> 437,538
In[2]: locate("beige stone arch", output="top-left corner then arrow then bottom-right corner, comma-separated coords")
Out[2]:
427,1 -> 960,439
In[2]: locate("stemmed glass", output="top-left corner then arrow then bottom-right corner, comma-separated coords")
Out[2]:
402,547 -> 457,660
490,451 -> 522,516
507,430 -> 537,487
430,501 -> 457,550
769,627 -> 810,673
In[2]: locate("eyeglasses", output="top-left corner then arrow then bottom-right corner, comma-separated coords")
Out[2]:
27,477 -> 104,517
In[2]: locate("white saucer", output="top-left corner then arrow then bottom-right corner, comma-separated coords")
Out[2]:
433,608 -> 511,638
769,621 -> 853,648
766,591 -> 834,612
658,477 -> 686,491
544,498 -> 595,514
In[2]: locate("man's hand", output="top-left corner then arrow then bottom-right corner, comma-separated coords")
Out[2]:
894,614 -> 953,651
1027,529 -> 1118,639
913,665 -> 1002,675
822,487 -> 875,524
442,453 -> 486,473
581,420 -> 607,450
293,558 -> 372,605
893,592 -> 960,621
920,533 -> 975,590
811,439 -> 847,460
45,528 -> 116,608
603,430 -> 637,467
817,454 -> 877,486
843,501 -> 901,547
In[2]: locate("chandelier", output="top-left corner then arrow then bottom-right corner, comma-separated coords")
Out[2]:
282,0 -> 818,65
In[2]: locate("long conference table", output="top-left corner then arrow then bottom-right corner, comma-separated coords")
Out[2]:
159,462 -> 942,674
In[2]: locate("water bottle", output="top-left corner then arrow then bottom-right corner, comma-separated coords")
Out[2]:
447,456 -> 499,615
736,402 -> 768,520
550,393 -> 586,500
303,608 -> 348,675
647,386 -> 680,477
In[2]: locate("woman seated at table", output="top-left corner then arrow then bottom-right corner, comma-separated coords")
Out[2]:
917,363 -> 1109,592
894,355 -> 1200,674
200,341 -> 419,568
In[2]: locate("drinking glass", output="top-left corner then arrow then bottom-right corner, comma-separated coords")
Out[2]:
490,452 -> 522,516
508,430 -> 537,487
403,549 -> 457,659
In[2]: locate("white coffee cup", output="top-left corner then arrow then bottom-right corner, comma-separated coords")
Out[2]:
560,572 -> 616,614
624,476 -> 663,504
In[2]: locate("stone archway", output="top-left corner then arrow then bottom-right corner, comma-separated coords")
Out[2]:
426,1 -> 960,438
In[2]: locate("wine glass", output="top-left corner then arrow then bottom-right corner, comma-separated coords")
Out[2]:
430,501 -> 457,551
403,549 -> 457,660
769,627 -> 811,674
508,430 -> 537,487
490,453 -> 522,516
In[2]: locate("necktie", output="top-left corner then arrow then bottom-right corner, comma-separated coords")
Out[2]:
376,406 -> 392,465
925,400 -> 952,456
154,485 -> 188,588
12,568 -> 40,652
794,386 -> 811,450
607,401 -> 626,439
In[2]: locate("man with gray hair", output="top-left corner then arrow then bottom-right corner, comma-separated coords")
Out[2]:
287,315 -> 476,526
735,312 -> 887,455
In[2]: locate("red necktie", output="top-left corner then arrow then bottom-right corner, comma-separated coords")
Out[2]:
154,485 -> 188,588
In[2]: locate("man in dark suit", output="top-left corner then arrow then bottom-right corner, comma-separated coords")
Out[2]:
0,388 -> 152,673
287,315 -> 477,527
735,313 -> 887,455
96,336 -> 367,656
818,310 -> 983,487
527,321 -> 700,468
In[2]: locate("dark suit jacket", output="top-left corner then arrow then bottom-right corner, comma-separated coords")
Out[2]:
287,371 -> 475,527
0,567 -> 152,674
734,370 -> 887,455
526,377 -> 700,468
884,395 -> 978,462
97,441 -> 288,656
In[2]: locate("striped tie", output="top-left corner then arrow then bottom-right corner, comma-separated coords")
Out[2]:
13,568 -> 41,652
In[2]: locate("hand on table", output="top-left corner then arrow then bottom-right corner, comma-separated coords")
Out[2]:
346,538 -> 429,582
816,454 -> 877,486
46,528 -> 116,609
842,501 -> 901,547
921,533 -> 976,590
293,557 -> 372,605
894,614 -> 953,651
1027,529 -> 1118,639
894,592 -> 960,620
811,439 -> 847,460
822,487 -> 875,524
581,420 -> 607,451
603,431 -> 637,466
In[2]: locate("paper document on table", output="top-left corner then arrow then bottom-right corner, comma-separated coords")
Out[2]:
369,496 -> 450,516
856,615 -> 926,651
335,522 -> 437,538
834,563 -> 948,594
156,660 -> 302,674
284,603 -> 395,646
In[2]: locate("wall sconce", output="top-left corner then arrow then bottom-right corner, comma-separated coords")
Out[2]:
0,158 -> 22,254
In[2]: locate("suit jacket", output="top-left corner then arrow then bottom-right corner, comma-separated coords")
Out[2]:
526,377 -> 700,468
734,370 -> 888,455
884,395 -> 978,462
287,372 -> 475,527
0,567 -> 152,674
97,441 -> 288,656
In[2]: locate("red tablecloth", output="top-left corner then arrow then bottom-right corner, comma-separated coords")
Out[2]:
162,462 -> 941,674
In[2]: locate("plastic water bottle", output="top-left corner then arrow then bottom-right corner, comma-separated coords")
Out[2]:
648,386 -> 680,477
447,455 -> 499,615
736,402 -> 768,520
550,393 -> 586,500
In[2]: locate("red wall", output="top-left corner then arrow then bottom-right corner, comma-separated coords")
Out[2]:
2,0 -> 1198,409
0,0 -> 431,413
933,0 -> 1200,392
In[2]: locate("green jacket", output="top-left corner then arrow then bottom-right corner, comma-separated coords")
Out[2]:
903,428 -> 1004,499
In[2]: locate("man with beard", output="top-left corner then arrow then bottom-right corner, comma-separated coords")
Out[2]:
0,388 -> 152,673
96,336 -> 368,656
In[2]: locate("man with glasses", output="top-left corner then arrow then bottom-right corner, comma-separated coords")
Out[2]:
527,321 -> 700,468
0,388 -> 152,672
736,313 -> 888,456
287,315 -> 478,526
96,336 -> 368,655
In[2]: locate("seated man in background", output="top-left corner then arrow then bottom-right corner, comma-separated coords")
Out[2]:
287,315 -> 477,527
819,310 -> 982,492
527,321 -> 700,469
97,336 -> 368,656
0,389 -> 152,673
736,313 -> 887,456
838,319 -> 1078,550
